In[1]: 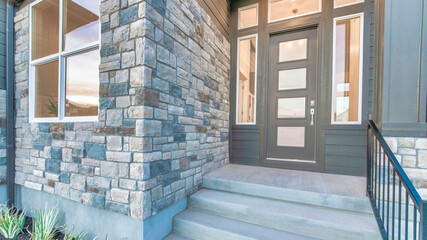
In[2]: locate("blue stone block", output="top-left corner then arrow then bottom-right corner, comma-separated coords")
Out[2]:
99,98 -> 116,109
32,145 -> 44,150
106,201 -> 128,215
123,119 -> 136,127
221,132 -> 229,142
109,83 -> 129,97
65,123 -> 74,131
162,171 -> 180,186
92,194 -> 105,209
59,172 -> 70,183
38,123 -> 50,133
184,105 -> 194,117
0,137 -> 6,148
51,147 -> 62,160
0,157 -> 6,166
169,84 -> 182,98
162,121 -> 173,136
120,5 -> 138,25
150,160 -> 171,177
153,195 -> 174,214
72,157 -> 82,164
203,117 -> 211,126
101,22 -> 110,33
85,143 -> 106,160
174,133 -> 186,142
46,159 -> 61,174
152,0 -> 166,15
201,102 -> 210,112
212,100 -> 220,110
72,148 -> 84,157
173,124 -> 184,133
101,46 -> 117,58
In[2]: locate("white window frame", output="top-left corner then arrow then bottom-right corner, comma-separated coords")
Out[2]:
268,0 -> 322,24
334,0 -> 364,9
331,12 -> 364,125
237,3 -> 259,30
235,34 -> 258,125
29,0 -> 100,123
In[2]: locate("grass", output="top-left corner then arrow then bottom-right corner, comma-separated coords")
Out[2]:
0,205 -> 26,238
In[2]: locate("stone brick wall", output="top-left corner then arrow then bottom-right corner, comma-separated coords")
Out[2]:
14,0 -> 229,220
0,89 -> 6,183
385,137 -> 427,197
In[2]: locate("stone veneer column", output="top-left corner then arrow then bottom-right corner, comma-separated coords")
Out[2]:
13,0 -> 230,224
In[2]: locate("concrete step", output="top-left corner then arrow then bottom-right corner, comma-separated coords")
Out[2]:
164,233 -> 193,240
188,189 -> 382,240
202,166 -> 372,214
173,209 -> 317,240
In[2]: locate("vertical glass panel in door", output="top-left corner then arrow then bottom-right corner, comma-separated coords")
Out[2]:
237,36 -> 257,124
65,50 -> 100,117
63,0 -> 100,50
278,68 -> 307,90
239,5 -> 258,29
35,60 -> 59,118
32,0 -> 59,60
277,127 -> 305,147
269,0 -> 321,22
333,16 -> 362,123
278,97 -> 306,118
279,39 -> 307,62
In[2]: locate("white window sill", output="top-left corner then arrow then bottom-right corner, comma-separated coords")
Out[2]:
29,116 -> 99,123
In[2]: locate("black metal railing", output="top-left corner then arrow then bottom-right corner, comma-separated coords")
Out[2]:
367,120 -> 427,240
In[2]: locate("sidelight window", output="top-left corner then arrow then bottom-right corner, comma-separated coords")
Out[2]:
236,35 -> 258,125
332,13 -> 364,124
30,0 -> 100,122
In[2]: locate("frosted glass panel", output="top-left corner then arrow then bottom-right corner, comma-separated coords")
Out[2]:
277,127 -> 305,147
269,0 -> 321,22
279,39 -> 307,62
278,97 -> 306,118
336,0 -> 363,7
278,68 -> 307,90
239,5 -> 258,29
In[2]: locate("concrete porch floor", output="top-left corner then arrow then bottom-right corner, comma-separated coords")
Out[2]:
204,164 -> 367,198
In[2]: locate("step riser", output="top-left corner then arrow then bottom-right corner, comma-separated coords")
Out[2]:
173,217 -> 255,240
189,195 -> 379,240
202,177 -> 373,215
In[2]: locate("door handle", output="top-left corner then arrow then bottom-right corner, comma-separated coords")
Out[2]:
310,108 -> 315,126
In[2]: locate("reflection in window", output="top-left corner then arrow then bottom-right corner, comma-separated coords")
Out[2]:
237,36 -> 257,124
269,0 -> 321,22
63,0 -> 99,50
66,50 -> 99,117
277,127 -> 305,147
279,39 -> 307,62
238,4 -> 258,29
333,15 -> 363,123
335,0 -> 363,7
36,61 -> 59,118
32,0 -> 60,60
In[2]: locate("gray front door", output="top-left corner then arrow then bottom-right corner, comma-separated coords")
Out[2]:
266,28 -> 318,170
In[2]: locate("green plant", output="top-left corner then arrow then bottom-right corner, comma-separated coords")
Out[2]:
31,206 -> 61,240
0,205 -> 26,238
63,226 -> 86,240
46,98 -> 58,116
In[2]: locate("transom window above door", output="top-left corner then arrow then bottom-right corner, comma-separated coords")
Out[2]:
30,0 -> 100,122
268,0 -> 322,23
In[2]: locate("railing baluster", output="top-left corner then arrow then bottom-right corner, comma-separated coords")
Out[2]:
374,137 -> 378,202
378,146 -> 382,213
383,150 -> 386,221
399,181 -> 402,240
393,170 -> 396,240
387,159 -> 391,237
405,191 -> 408,240
413,206 -> 417,240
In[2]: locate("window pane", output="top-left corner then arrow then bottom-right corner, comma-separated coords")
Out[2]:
336,0 -> 362,7
333,16 -> 361,123
35,61 -> 59,118
32,0 -> 59,60
279,68 -> 307,90
277,127 -> 305,147
239,5 -> 257,29
279,39 -> 307,62
269,0 -> 321,22
237,37 -> 257,124
65,50 -> 99,117
63,0 -> 100,50
278,97 -> 306,118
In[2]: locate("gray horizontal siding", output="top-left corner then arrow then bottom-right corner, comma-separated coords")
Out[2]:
0,0 -> 5,90
231,129 -> 259,166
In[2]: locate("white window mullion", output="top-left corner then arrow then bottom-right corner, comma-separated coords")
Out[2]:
58,56 -> 66,120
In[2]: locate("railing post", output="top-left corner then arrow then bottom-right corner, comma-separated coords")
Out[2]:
367,124 -> 371,194
421,200 -> 427,240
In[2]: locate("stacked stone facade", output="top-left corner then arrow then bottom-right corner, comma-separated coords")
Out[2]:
385,137 -> 427,197
0,89 -> 5,183
14,0 -> 229,220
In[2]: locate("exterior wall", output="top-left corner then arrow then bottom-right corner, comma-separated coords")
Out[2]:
196,0 -> 229,38
0,0 -> 6,192
14,0 -> 229,226
0,89 -> 5,184
385,137 -> 427,198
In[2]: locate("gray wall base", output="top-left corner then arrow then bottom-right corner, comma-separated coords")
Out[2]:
0,184 -> 6,204
15,186 -> 187,240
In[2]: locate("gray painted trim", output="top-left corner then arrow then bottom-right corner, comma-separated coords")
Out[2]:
0,184 -> 6,204
6,2 -> 14,207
